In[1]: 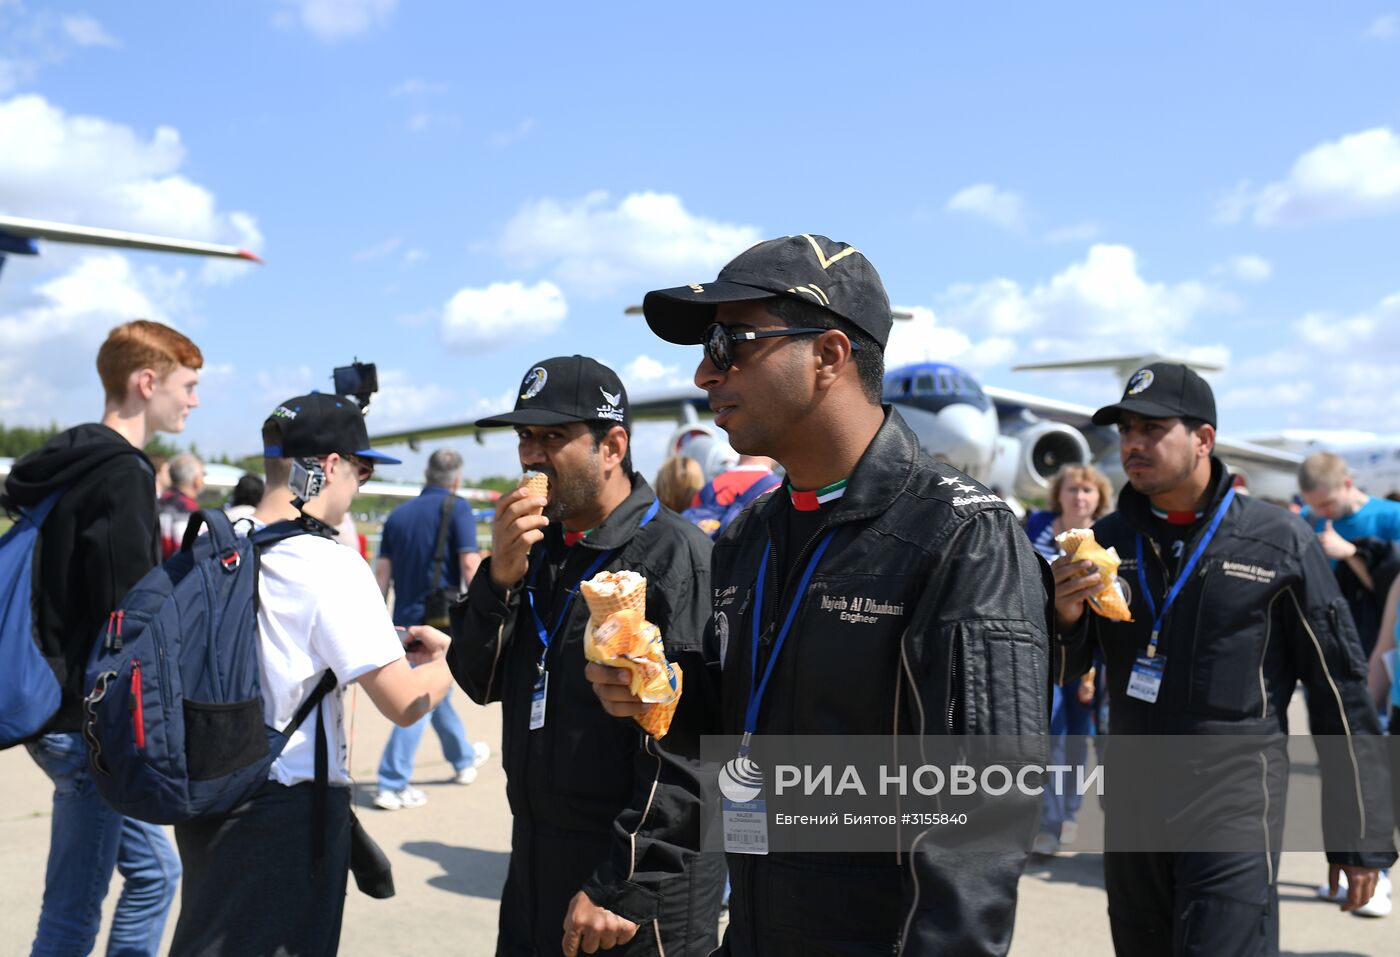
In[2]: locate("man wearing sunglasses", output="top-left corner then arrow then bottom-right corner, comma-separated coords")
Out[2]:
449,356 -> 724,957
589,234 -> 1052,956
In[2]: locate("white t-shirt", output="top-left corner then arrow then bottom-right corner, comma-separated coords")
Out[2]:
256,533 -> 404,786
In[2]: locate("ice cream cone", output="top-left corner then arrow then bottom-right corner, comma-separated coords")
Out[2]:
580,571 -> 647,627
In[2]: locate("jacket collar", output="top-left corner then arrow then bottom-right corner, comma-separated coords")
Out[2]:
758,405 -> 917,527
551,473 -> 657,552
1116,456 -> 1233,532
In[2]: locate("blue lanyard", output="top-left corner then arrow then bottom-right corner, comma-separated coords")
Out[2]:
1134,487 -> 1235,657
525,497 -> 659,671
741,528 -> 839,755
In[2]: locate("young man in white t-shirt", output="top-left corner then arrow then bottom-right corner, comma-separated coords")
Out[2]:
169,393 -> 455,955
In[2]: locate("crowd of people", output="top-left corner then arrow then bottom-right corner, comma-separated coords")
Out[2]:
2,231 -> 1397,957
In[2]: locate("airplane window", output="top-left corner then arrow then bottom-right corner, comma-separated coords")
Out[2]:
937,371 -> 954,394
958,374 -> 982,396
883,377 -> 910,397
915,374 -> 935,395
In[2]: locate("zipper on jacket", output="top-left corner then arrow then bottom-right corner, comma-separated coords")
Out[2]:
104,613 -> 115,652
112,610 -> 124,652
130,659 -> 145,750
946,637 -> 961,732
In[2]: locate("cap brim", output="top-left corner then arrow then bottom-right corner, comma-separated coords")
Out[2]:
474,408 -> 595,429
642,281 -> 778,344
355,448 -> 402,465
1091,398 -> 1191,426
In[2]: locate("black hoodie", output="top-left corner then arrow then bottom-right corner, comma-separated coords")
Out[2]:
4,424 -> 157,733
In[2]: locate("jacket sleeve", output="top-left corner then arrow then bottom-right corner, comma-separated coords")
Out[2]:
447,557 -> 519,705
1286,530 -> 1398,870
81,459 -> 158,633
898,506 -> 1051,956
581,536 -> 722,926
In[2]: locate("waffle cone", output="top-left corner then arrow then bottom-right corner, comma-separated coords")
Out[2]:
580,575 -> 647,628
1065,532 -> 1134,623
520,471 -> 549,506
584,608 -> 683,739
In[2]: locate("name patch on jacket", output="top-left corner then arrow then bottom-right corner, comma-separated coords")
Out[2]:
819,594 -> 905,624
1220,561 -> 1278,584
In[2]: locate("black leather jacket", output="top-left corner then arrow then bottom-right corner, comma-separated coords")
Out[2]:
448,475 -> 722,953
676,408 -> 1053,957
1060,459 -> 1396,870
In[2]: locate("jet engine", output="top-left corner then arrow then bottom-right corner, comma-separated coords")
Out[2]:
988,421 -> 1092,501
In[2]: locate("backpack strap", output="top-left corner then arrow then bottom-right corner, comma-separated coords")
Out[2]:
427,492 -> 456,594
180,508 -> 242,572
287,670 -> 338,868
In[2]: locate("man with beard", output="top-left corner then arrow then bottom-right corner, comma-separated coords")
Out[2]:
1052,363 -> 1395,954
448,355 -> 724,956
590,234 -> 1051,956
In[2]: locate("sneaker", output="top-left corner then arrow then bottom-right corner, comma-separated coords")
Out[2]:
1352,872 -> 1392,919
470,741 -> 491,768
453,742 -> 492,784
1060,821 -> 1079,846
372,785 -> 428,811
1031,832 -> 1060,857
1316,871 -> 1349,903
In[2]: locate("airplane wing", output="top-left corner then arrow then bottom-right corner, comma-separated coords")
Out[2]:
368,420 -> 484,449
0,214 -> 262,262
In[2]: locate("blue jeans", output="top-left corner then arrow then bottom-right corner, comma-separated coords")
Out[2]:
24,731 -> 180,957
1041,681 -> 1096,838
376,687 -> 476,791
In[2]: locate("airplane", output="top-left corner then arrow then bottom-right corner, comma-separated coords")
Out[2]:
1248,430 -> 1400,498
363,350 -> 1306,505
0,214 -> 262,279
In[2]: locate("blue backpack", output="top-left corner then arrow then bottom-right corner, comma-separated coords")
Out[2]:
0,489 -> 67,749
83,508 -> 335,824
682,472 -> 782,540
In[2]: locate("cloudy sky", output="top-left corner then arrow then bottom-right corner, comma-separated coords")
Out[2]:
2,2 -> 1398,481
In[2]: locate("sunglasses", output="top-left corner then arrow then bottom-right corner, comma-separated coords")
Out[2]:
702,322 -> 859,372
342,455 -> 375,486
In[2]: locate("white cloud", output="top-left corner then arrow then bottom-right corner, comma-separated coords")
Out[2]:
0,94 -> 264,274
621,354 -> 693,391
885,305 -> 1017,371
440,280 -> 567,352
1218,127 -> 1400,225
363,368 -> 458,432
1220,254 -> 1273,282
276,0 -> 397,42
0,254 -> 188,420
945,183 -> 1027,232
390,77 -> 447,96
939,244 -> 1229,344
1363,14 -> 1398,39
498,191 -> 762,297
1043,222 -> 1101,244
62,15 -> 118,48
489,117 -> 535,148
1220,290 -> 1400,432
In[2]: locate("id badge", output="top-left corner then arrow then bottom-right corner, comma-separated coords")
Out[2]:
1126,654 -> 1166,703
720,756 -> 769,855
529,671 -> 548,730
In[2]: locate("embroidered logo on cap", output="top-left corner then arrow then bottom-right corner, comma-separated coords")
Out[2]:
1126,369 -> 1154,395
520,367 -> 548,400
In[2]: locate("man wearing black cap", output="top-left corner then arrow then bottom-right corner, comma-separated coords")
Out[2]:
590,235 -> 1052,955
171,393 -> 456,955
448,356 -> 724,957
1052,363 -> 1396,954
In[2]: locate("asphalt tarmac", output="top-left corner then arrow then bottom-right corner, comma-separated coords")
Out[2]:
0,690 -> 1390,956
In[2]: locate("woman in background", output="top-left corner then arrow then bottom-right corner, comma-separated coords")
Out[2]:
1024,463 -> 1114,855
655,455 -> 704,514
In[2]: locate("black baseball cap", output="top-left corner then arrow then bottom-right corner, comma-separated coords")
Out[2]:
475,355 -> 630,430
642,233 -> 893,347
1092,363 -> 1217,428
262,393 -> 402,464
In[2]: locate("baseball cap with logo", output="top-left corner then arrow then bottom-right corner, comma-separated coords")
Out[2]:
475,355 -> 630,430
1091,362 -> 1217,428
642,233 -> 893,348
262,393 -> 402,463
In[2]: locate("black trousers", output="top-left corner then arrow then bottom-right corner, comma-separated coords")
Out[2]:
496,818 -> 723,957
1104,851 -> 1279,957
171,781 -> 352,957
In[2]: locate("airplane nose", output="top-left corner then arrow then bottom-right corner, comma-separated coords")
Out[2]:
897,402 -> 998,479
